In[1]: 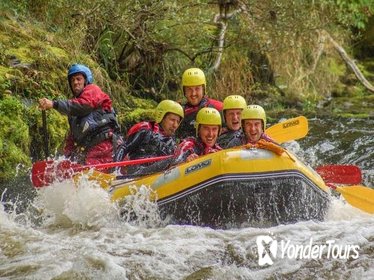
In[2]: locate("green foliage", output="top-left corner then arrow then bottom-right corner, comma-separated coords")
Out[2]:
328,58 -> 346,76
302,99 -> 318,113
118,98 -> 157,131
0,96 -> 30,181
334,0 -> 373,30
0,0 -> 373,182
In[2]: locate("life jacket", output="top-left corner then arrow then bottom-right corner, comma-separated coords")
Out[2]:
217,129 -> 243,149
69,109 -> 120,148
123,121 -> 177,160
177,96 -> 223,139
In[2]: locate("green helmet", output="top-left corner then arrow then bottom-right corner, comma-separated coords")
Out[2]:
194,107 -> 222,136
223,95 -> 247,111
182,68 -> 206,93
241,105 -> 267,129
155,100 -> 184,123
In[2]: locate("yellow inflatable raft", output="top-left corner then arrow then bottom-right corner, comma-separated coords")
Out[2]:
109,147 -> 331,228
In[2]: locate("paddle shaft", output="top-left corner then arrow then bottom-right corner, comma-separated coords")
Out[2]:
77,155 -> 173,171
42,110 -> 49,159
31,155 -> 173,187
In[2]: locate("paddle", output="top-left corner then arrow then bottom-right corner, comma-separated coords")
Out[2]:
31,155 -> 173,188
317,165 -> 374,213
327,183 -> 374,214
265,116 -> 308,144
41,111 -> 50,158
316,165 -> 362,185
265,118 -> 374,214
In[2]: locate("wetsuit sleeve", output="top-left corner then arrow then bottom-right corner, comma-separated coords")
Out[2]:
53,84 -> 110,117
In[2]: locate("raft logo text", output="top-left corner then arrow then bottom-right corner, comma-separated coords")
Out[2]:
256,235 -> 360,266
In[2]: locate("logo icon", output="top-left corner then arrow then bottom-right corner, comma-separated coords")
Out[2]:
257,235 -> 277,266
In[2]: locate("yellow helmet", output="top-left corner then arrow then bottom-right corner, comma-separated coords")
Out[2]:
223,95 -> 247,111
194,107 -> 222,136
241,105 -> 267,129
182,68 -> 206,92
155,100 -> 184,123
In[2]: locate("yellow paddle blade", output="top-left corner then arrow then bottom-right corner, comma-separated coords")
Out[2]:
265,116 -> 308,144
336,185 -> 374,214
73,170 -> 116,190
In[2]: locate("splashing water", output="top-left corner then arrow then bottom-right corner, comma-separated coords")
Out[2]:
33,177 -> 119,229
118,185 -> 164,228
1,118 -> 373,279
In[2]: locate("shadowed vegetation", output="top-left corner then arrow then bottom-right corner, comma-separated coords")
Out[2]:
0,0 -> 373,180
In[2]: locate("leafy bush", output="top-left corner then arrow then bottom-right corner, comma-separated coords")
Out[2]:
0,96 -> 30,180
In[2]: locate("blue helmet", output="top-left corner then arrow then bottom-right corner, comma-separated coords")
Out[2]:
67,64 -> 93,85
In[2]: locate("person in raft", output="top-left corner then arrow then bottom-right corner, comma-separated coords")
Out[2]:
240,105 -> 284,155
114,99 -> 184,176
240,105 -> 274,144
217,95 -> 247,148
173,107 -> 222,164
38,63 -> 122,165
177,68 -> 223,139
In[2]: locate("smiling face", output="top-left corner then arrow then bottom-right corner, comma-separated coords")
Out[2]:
198,124 -> 220,147
184,85 -> 204,106
69,73 -> 86,96
243,119 -> 263,143
160,113 -> 182,136
224,109 -> 242,131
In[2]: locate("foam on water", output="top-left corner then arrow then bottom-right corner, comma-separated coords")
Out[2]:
1,118 -> 373,279
1,176 -> 374,279
31,175 -> 119,229
326,196 -> 373,221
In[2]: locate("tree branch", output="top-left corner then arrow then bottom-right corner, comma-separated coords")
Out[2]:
209,2 -> 247,72
322,30 -> 374,93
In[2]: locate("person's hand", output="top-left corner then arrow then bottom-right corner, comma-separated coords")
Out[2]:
186,153 -> 199,162
38,98 -> 53,110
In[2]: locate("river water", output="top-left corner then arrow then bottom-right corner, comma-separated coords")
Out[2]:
1,118 -> 373,280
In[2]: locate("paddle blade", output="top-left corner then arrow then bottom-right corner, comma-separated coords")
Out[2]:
316,165 -> 362,185
31,160 -> 52,188
336,185 -> 374,214
31,160 -> 81,188
265,116 -> 308,144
